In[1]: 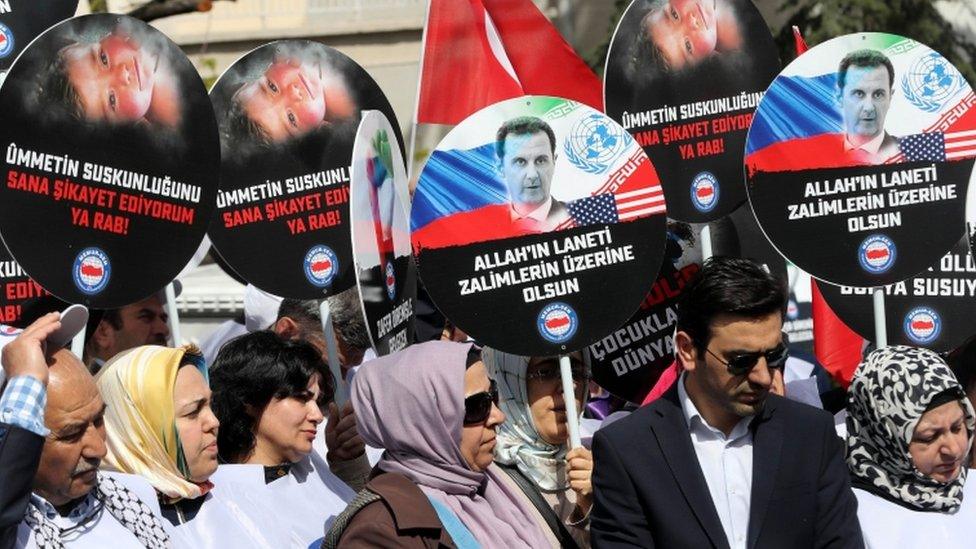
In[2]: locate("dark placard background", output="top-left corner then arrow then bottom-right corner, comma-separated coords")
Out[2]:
209,40 -> 403,300
0,0 -> 78,79
604,0 -> 780,222
818,236 -> 976,351
588,221 -> 700,403
0,15 -> 218,307
0,244 -> 51,324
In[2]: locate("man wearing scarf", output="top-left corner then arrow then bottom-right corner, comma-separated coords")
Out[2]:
7,314 -> 172,548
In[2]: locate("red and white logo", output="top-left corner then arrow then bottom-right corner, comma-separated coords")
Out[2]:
537,302 -> 578,344
858,235 -> 896,274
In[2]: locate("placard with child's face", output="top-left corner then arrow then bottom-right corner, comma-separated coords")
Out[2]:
605,0 -> 780,222
0,14 -> 218,307
412,96 -> 668,356
208,40 -> 403,299
747,33 -> 976,288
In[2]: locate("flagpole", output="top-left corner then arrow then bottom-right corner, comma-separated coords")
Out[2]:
406,0 -> 433,184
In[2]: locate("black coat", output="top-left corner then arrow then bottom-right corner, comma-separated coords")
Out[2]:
0,423 -> 43,549
590,385 -> 863,549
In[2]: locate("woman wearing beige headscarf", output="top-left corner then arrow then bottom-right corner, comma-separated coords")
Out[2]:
96,345 -> 284,547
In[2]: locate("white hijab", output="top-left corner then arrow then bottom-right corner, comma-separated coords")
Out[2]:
482,347 -> 589,492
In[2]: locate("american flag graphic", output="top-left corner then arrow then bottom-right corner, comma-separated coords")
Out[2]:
896,130 -> 976,162
563,186 -> 666,228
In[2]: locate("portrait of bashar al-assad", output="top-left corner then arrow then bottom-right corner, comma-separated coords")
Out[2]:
836,49 -> 901,163
495,116 -> 571,232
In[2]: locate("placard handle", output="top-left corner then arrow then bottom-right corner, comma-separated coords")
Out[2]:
560,354 -> 582,449
320,300 -> 348,407
872,288 -> 887,349
165,283 -> 182,347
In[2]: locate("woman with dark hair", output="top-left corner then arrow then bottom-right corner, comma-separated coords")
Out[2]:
847,346 -> 976,548
210,330 -> 354,547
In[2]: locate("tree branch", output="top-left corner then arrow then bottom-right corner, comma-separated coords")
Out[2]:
127,0 -> 234,23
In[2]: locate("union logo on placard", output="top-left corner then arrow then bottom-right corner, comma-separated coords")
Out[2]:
303,245 -> 338,288
385,260 -> 396,301
0,325 -> 22,336
690,172 -> 719,213
537,302 -> 578,344
0,24 -> 14,59
564,114 -> 627,175
901,52 -> 964,113
858,234 -> 896,274
904,306 -> 941,344
72,248 -> 111,295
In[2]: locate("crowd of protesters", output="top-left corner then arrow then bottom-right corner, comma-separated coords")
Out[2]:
1,256 -> 975,549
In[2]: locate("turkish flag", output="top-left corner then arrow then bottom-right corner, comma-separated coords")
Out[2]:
416,0 -> 602,125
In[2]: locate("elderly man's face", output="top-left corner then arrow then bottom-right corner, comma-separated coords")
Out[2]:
34,350 -> 107,507
499,131 -> 555,213
94,295 -> 169,363
839,65 -> 893,145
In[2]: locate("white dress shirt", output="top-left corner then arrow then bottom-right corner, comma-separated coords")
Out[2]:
678,374 -> 754,549
855,477 -> 976,549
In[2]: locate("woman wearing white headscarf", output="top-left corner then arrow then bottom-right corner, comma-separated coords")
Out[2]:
483,347 -> 592,548
847,345 -> 976,548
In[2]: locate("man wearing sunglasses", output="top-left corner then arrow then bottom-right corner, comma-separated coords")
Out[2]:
591,257 -> 863,548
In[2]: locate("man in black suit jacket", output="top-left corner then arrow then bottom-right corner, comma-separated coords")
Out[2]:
591,257 -> 862,549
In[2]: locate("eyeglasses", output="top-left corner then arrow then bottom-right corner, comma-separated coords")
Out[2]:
704,340 -> 789,376
463,380 -> 499,425
525,364 -> 587,383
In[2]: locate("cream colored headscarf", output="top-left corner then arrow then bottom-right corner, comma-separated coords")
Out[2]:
95,344 -> 210,501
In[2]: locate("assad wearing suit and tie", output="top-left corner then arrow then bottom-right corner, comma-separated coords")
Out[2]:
591,257 -> 863,549
496,116 -> 572,233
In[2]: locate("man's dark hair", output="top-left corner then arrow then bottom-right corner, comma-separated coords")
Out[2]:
495,116 -> 557,160
838,49 -> 895,91
210,330 -> 333,463
676,256 -> 787,352
100,308 -> 124,331
277,291 -> 371,353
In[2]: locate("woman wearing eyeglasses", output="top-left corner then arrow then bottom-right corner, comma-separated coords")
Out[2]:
846,346 -> 976,549
325,341 -> 551,548
482,347 -> 592,548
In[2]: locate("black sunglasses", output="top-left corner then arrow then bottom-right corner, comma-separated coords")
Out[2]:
463,379 -> 499,425
703,335 -> 789,376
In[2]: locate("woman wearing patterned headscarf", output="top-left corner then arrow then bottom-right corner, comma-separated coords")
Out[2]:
483,347 -> 592,548
847,345 -> 976,548
96,345 -> 284,547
